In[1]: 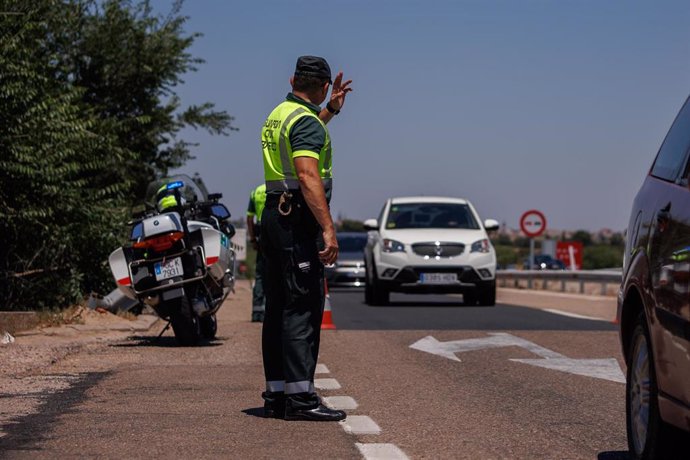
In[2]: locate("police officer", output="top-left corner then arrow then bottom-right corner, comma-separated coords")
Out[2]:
260,56 -> 352,421
247,183 -> 267,322
156,183 -> 186,211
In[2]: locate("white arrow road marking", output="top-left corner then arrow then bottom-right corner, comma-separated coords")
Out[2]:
409,332 -> 562,361
409,333 -> 625,383
510,358 -> 625,383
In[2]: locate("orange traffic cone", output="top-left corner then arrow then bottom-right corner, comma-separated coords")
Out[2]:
321,280 -> 336,330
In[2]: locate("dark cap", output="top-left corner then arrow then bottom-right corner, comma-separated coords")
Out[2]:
294,55 -> 332,83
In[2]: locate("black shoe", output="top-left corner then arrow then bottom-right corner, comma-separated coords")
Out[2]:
262,391 -> 284,418
263,404 -> 284,419
284,404 -> 347,422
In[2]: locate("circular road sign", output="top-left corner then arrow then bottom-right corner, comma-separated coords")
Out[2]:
520,210 -> 547,238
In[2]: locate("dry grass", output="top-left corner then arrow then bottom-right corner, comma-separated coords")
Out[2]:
35,305 -> 86,328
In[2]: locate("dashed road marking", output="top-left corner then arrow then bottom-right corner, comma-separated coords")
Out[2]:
356,443 -> 410,460
340,415 -> 382,435
323,396 -> 358,410
543,308 -> 608,322
318,365 -> 408,458
314,378 -> 341,390
315,363 -> 330,374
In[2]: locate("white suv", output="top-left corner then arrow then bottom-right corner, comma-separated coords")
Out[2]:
363,196 -> 498,306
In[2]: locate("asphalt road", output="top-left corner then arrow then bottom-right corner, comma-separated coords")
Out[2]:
1,284 -> 628,459
330,290 -> 617,331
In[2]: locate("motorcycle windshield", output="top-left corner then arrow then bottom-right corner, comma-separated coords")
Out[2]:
146,174 -> 209,205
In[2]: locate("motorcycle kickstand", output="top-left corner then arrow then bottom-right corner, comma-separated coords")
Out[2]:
156,320 -> 172,341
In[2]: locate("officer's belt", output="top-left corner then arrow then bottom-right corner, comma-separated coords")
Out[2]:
266,191 -> 303,206
265,178 -> 332,193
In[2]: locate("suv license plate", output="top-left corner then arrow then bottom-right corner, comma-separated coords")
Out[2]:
154,257 -> 183,281
420,273 -> 458,284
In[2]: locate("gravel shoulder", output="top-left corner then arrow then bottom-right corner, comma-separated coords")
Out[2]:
0,298 -> 160,440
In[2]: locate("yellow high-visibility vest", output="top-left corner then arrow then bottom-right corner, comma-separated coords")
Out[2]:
261,100 -> 332,193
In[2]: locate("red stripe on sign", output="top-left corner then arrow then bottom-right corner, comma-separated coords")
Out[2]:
206,256 -> 219,266
117,277 -> 131,286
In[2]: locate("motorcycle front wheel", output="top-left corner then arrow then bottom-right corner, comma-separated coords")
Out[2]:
170,296 -> 201,346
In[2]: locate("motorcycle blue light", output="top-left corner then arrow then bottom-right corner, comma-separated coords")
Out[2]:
166,181 -> 184,190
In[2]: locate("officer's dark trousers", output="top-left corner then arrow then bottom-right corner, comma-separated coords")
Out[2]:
251,247 -> 265,316
261,195 -> 325,410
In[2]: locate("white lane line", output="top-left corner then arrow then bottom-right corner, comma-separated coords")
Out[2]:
314,378 -> 341,390
498,287 -> 614,301
543,308 -> 608,322
340,415 -> 382,435
315,364 -> 330,374
323,396 -> 359,410
356,443 -> 409,460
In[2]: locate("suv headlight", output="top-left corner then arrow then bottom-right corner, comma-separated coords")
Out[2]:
382,238 -> 405,253
471,239 -> 490,253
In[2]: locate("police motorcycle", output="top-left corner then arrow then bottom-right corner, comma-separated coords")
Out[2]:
108,175 -> 235,346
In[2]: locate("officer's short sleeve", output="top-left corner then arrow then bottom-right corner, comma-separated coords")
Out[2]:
290,115 -> 326,160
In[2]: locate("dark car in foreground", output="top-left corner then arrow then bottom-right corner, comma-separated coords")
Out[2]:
618,95 -> 690,458
325,232 -> 367,288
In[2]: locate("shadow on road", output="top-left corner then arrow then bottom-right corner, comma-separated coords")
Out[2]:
111,335 -> 226,348
0,372 -> 109,453
242,407 -> 271,419
597,451 -> 629,459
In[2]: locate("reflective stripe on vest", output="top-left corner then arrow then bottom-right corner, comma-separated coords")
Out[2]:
262,100 -> 332,193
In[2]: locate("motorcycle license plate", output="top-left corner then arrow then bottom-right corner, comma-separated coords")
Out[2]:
154,257 -> 183,281
420,273 -> 458,284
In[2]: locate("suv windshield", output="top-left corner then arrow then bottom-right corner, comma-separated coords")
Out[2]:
386,203 -> 479,230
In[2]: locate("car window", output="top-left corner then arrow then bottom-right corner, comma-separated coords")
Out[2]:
385,203 -> 480,230
651,97 -> 690,182
337,235 -> 367,252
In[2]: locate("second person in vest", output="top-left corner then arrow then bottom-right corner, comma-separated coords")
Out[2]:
247,183 -> 267,322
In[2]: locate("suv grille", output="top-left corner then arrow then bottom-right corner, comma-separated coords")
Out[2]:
411,242 -> 465,258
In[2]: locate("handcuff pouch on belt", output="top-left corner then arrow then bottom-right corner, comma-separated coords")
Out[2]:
278,191 -> 293,216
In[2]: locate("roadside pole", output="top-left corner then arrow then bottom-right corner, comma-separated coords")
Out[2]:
529,238 -> 535,271
520,210 -> 547,290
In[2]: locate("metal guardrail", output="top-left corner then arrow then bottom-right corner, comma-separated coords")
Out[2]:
496,269 -> 622,296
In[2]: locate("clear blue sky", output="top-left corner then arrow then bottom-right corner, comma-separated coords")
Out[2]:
155,0 -> 690,231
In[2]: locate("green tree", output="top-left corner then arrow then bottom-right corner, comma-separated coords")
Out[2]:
337,219 -> 365,232
0,6 -> 132,309
583,245 -> 624,270
63,0 -> 237,201
0,0 -> 236,309
572,230 -> 593,246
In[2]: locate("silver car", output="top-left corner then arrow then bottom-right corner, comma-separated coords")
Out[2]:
326,232 -> 367,287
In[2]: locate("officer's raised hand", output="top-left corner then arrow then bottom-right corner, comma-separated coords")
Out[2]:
329,71 -> 352,112
319,71 -> 352,123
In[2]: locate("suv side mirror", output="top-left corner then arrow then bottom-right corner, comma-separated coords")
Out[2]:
363,218 -> 379,231
484,219 -> 499,232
